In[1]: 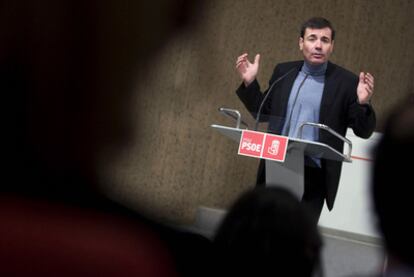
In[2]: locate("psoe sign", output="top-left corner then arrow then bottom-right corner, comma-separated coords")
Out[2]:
238,130 -> 288,162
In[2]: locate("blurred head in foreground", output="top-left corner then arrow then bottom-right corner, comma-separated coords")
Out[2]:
372,94 -> 414,270
214,187 -> 322,276
0,0 -> 203,198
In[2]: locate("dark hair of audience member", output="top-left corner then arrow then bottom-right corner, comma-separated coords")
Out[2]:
0,1 -> 211,276
213,187 -> 322,276
372,94 -> 414,268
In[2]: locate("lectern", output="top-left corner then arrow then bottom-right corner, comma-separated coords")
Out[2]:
212,108 -> 352,199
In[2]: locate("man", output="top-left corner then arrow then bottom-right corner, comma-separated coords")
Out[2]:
371,95 -> 414,276
235,17 -> 376,223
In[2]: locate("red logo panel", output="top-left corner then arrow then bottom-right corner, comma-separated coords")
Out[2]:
261,134 -> 288,162
238,131 -> 289,162
238,130 -> 265,158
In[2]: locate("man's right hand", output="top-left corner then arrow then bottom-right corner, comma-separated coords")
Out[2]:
236,53 -> 260,87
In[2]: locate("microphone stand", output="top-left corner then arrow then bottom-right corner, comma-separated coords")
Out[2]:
254,67 -> 297,131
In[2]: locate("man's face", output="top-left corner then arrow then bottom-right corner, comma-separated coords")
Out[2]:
299,27 -> 334,65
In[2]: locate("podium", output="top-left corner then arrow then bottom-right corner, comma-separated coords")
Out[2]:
212,108 -> 352,199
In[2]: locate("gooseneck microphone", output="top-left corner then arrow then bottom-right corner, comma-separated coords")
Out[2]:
283,73 -> 309,136
254,67 -> 297,131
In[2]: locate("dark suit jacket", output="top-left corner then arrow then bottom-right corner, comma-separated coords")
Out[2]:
236,60 -> 376,210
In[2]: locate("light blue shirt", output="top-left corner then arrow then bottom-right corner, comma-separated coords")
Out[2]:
281,61 -> 327,166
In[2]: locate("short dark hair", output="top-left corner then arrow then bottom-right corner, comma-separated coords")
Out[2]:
214,187 -> 322,276
300,17 -> 335,40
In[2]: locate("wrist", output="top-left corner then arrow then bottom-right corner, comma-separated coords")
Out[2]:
358,98 -> 371,105
243,79 -> 254,87
358,100 -> 371,106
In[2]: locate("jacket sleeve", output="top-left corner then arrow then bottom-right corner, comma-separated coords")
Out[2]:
235,79 -> 263,119
235,65 -> 281,121
347,77 -> 376,138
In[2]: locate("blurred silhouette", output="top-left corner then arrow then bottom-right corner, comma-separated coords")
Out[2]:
0,1 -> 211,276
213,187 -> 323,276
371,94 -> 414,276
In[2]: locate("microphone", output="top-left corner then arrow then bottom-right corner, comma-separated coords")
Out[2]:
283,73 -> 309,137
254,66 -> 297,131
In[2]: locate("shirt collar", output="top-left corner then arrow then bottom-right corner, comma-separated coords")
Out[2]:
301,61 -> 328,76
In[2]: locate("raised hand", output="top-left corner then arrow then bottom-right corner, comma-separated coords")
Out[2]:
236,53 -> 260,86
357,72 -> 374,104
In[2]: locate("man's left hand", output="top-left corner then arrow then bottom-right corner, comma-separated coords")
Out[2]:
357,72 -> 374,105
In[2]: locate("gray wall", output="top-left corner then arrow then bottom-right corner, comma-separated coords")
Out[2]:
101,0 -> 414,224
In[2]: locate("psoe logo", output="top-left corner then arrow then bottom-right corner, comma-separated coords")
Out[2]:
267,139 -> 280,155
238,130 -> 265,158
262,134 -> 288,162
241,138 -> 262,153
